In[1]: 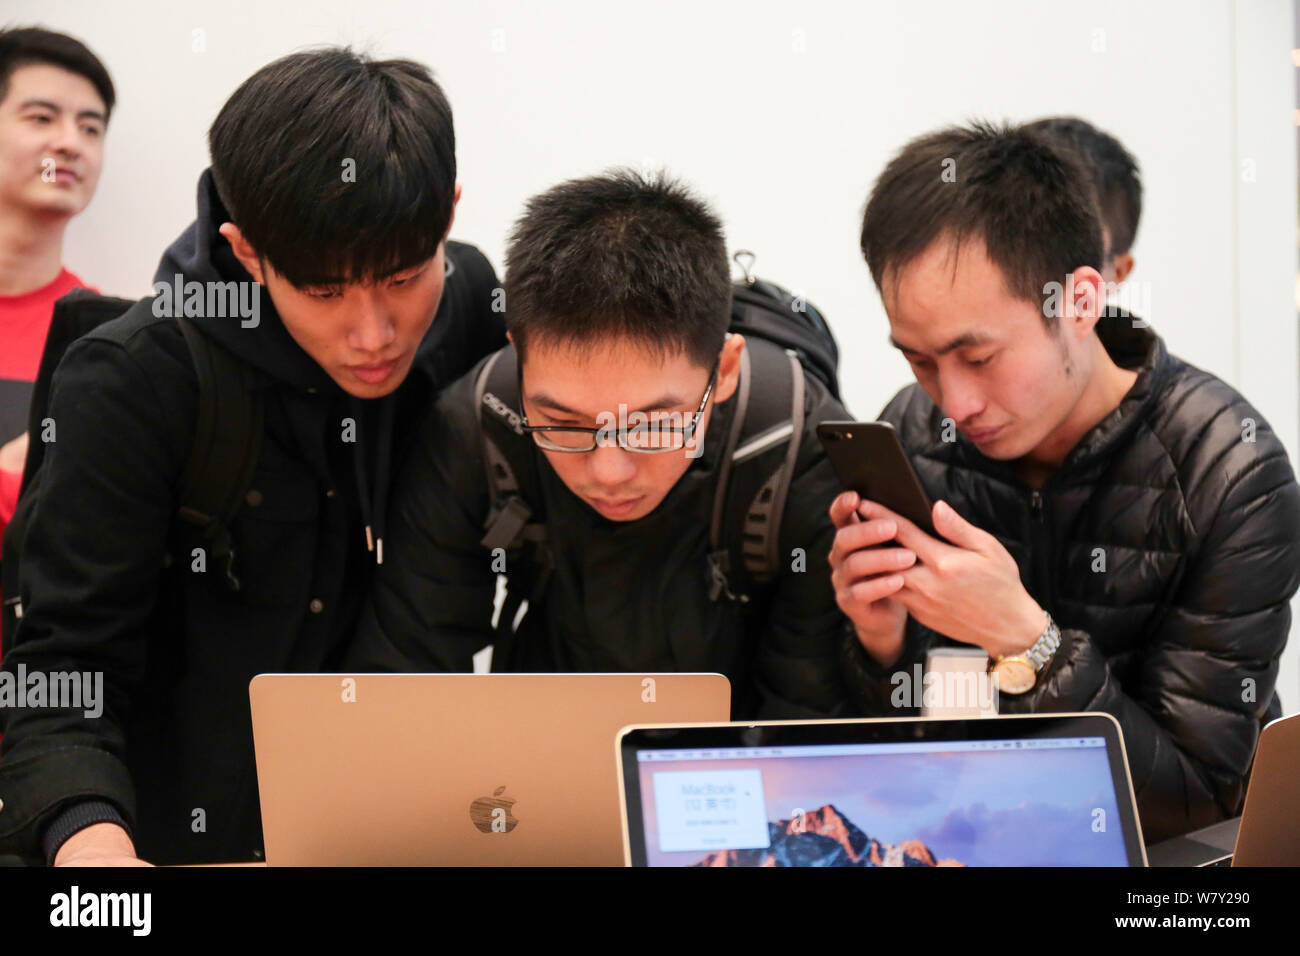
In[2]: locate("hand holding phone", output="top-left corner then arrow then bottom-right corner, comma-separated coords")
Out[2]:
816,421 -> 935,535
820,420 -> 934,668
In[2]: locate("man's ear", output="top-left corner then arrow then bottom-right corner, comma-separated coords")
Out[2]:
443,182 -> 462,243
712,332 -> 746,404
218,223 -> 266,285
1067,266 -> 1105,339
1112,252 -> 1135,284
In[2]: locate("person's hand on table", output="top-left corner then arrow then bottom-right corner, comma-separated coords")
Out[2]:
54,823 -> 153,867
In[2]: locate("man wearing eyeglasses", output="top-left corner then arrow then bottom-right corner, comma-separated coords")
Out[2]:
512,351 -> 718,461
348,169 -> 857,720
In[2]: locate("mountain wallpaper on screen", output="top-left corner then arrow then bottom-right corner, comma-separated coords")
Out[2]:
691,804 -> 966,867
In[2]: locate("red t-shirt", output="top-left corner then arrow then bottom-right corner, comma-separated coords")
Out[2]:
0,268 -> 92,552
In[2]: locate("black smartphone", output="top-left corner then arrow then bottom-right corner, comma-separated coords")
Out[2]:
816,420 -> 936,537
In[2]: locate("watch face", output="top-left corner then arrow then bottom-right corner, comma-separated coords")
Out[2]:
992,659 -> 1036,694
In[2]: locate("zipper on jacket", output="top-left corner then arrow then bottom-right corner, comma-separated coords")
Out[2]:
1025,488 -> 1053,611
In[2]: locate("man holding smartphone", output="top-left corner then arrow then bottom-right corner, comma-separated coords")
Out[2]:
831,120 -> 1300,845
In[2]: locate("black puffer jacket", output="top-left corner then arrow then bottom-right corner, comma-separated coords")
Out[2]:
842,313 -> 1300,845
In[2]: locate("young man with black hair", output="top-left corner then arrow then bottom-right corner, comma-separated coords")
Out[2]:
0,26 -> 113,570
348,169 -> 855,721
0,48 -> 505,866
832,121 -> 1300,843
1025,116 -> 1142,285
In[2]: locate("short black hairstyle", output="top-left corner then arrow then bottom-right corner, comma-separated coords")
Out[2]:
0,26 -> 115,122
1025,116 -> 1142,257
504,168 -> 731,368
860,120 -> 1104,324
209,47 -> 456,288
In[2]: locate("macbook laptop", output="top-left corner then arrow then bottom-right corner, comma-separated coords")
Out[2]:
250,672 -> 730,865
616,712 -> 1147,866
1146,712 -> 1300,867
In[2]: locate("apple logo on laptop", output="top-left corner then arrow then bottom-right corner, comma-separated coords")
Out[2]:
470,786 -> 519,833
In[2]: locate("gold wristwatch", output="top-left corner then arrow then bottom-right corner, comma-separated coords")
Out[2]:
988,612 -> 1061,695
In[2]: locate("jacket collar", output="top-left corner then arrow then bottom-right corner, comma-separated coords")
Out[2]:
154,169 -> 337,391
944,308 -> 1173,481
1056,308 -> 1171,472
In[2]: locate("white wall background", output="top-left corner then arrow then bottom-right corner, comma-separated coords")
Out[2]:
7,0 -> 1299,711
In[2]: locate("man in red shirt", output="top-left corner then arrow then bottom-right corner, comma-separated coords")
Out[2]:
0,27 -> 113,557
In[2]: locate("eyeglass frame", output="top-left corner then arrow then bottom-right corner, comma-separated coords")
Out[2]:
517,358 -> 720,454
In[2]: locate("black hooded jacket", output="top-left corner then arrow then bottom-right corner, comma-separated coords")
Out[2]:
0,170 -> 505,864
840,313 -> 1300,844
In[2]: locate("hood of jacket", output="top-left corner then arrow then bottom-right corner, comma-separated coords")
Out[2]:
153,168 -> 335,391
154,169 -> 396,563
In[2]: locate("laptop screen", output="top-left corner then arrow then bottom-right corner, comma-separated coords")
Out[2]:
620,715 -> 1144,867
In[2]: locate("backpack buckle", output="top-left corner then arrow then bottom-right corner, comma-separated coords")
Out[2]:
733,249 -> 758,286
481,495 -> 533,552
706,550 -> 749,605
176,507 -> 242,593
219,551 -> 242,592
209,527 -> 242,592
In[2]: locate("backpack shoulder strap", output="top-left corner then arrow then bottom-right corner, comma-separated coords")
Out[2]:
706,343 -> 752,603
708,338 -> 806,603
473,346 -> 547,553
175,316 -> 264,592
18,291 -> 143,494
472,346 -> 552,669
3,291 -> 143,645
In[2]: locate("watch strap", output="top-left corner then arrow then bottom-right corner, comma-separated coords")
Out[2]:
1019,612 -> 1061,672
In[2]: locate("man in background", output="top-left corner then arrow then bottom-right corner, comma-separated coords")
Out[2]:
1027,116 -> 1141,287
0,26 -> 112,572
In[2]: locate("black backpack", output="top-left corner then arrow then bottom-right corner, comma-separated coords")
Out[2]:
1,289 -> 262,651
473,252 -> 840,670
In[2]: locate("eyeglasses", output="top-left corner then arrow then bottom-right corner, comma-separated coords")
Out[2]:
518,360 -> 719,454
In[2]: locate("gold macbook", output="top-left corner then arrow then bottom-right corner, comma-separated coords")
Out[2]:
249,672 -> 730,866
